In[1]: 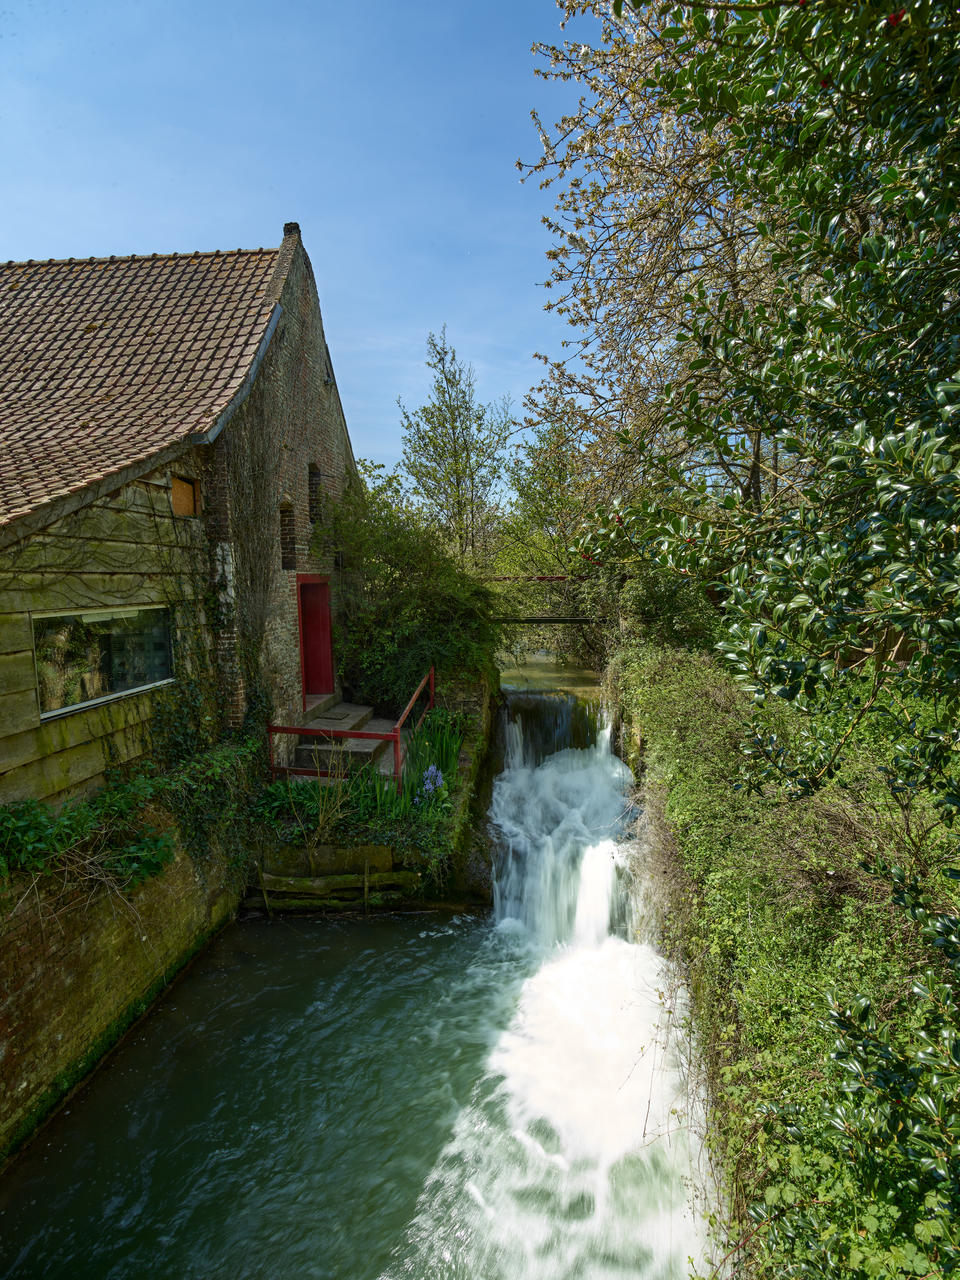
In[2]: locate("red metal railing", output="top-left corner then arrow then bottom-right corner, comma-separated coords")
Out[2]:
267,666 -> 435,787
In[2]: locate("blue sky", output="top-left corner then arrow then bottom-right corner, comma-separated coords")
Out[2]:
0,0 -> 597,468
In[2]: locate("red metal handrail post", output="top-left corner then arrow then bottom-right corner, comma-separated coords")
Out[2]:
395,667 -> 431,731
268,668 -> 433,788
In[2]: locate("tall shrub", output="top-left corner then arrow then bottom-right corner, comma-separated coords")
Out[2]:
314,463 -> 502,714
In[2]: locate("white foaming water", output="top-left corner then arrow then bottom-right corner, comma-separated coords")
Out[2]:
573,841 -> 618,947
384,699 -> 705,1279
492,719 -> 632,949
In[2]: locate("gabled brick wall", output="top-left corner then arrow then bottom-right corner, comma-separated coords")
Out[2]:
0,225 -> 357,801
211,226 -> 356,731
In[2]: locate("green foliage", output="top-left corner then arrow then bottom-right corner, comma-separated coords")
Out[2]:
399,327 -> 513,569
149,665 -> 222,770
0,738 -> 263,888
256,709 -> 465,889
588,0 -> 960,819
495,414 -> 623,668
618,565 -> 719,651
0,782 -> 174,888
147,565 -> 236,769
546,2 -> 960,1267
614,641 -> 960,1276
314,462 -> 503,714
159,738 -> 263,864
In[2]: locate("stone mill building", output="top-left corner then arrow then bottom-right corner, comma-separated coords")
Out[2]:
0,221 -> 356,804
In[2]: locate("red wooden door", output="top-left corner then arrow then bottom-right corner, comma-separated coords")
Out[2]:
297,576 -> 334,705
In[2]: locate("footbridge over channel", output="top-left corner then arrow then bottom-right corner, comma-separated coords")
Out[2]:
485,574 -> 607,626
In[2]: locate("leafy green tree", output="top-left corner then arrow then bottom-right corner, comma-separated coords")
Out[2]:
554,2 -> 960,1271
399,328 -> 513,569
587,0 -> 960,816
313,461 -> 502,714
524,3 -> 792,520
400,9 -> 960,1263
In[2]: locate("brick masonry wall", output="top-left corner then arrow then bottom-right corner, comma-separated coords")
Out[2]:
0,844 -> 241,1158
212,227 -> 357,735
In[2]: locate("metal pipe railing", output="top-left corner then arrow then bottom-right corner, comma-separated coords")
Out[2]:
267,666 -> 435,787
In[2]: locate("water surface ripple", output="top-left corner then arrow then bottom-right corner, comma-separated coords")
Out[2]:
0,691 -> 703,1279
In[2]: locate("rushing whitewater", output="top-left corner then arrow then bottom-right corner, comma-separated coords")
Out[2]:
0,688 -> 705,1280
384,693 -> 705,1279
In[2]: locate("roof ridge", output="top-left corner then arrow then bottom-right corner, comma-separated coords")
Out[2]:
0,245 -> 279,269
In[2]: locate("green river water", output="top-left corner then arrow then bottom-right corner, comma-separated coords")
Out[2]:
0,661 -> 705,1279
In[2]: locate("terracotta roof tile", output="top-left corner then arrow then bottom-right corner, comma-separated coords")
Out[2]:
0,242 -> 285,528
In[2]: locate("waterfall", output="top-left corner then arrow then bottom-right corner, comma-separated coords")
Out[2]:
0,682 -> 706,1280
490,698 -> 631,948
384,691 -> 706,1279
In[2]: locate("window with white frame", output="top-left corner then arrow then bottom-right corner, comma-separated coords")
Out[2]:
33,606 -> 173,715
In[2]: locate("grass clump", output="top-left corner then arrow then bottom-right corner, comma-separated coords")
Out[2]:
256,709 -> 465,890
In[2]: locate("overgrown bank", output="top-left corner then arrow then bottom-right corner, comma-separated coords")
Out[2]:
0,673 -> 497,1163
613,643 -> 960,1278
253,676 -> 497,908
0,737 -> 264,1163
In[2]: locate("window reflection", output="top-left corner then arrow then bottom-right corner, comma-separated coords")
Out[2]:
34,607 -> 172,714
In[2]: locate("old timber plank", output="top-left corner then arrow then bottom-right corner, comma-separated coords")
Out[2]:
0,573 -> 169,614
0,651 -> 35,697
0,615 -> 31,656
0,689 -> 40,743
9,528 -> 195,575
0,722 -> 145,804
246,891 -> 405,913
0,693 -> 151,777
261,871 -> 422,897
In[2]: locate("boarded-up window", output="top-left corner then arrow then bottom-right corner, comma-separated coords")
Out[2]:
34,607 -> 173,715
171,476 -> 198,517
308,464 -> 323,524
280,506 -> 296,570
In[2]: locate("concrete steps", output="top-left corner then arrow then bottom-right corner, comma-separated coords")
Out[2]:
301,691 -> 341,723
293,702 -> 399,775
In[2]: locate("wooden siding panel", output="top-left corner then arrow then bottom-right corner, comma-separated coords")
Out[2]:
0,724 -> 146,806
0,692 -> 154,779
121,479 -> 182,517
0,614 -> 31,656
37,505 -> 202,551
0,574 -> 170,614
10,535 -> 184,576
0,689 -> 40,744
0,651 -> 35,697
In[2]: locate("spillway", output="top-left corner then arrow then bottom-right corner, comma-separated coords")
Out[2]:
0,684 -> 705,1279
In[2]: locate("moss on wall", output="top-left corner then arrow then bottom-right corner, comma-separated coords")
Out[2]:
0,839 -> 242,1163
610,641 -> 960,1276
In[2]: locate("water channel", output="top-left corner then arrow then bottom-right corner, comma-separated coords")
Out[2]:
0,661 -> 705,1279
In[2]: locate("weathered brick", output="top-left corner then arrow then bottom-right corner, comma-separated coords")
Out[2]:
0,844 -> 240,1157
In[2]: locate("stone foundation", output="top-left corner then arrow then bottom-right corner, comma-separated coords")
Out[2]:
0,846 -> 241,1160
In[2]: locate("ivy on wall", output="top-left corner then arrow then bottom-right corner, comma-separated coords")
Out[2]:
0,738 -> 263,891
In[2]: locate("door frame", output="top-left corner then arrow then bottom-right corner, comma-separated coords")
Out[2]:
296,574 -> 334,711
